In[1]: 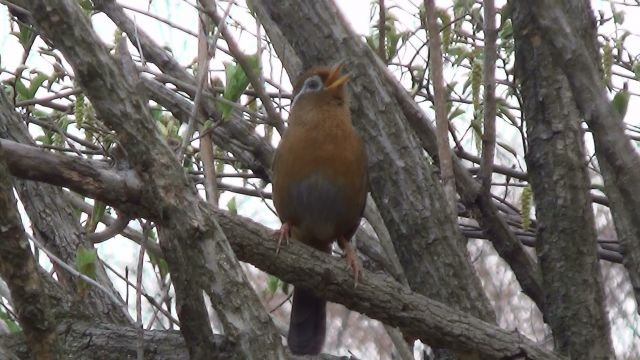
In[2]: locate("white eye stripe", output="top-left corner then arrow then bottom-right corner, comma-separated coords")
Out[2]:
305,76 -> 321,90
292,75 -> 324,106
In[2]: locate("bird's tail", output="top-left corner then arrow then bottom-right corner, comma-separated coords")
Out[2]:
288,287 -> 326,355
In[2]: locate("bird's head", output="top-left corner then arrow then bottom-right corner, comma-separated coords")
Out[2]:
291,63 -> 351,107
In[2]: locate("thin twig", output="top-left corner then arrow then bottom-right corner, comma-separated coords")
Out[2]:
120,3 -> 198,37
195,1 -> 219,205
178,0 -> 231,158
16,88 -> 82,107
136,222 -> 149,360
26,233 -> 130,318
101,260 -> 180,327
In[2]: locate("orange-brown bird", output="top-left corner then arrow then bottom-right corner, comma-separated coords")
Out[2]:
271,63 -> 368,355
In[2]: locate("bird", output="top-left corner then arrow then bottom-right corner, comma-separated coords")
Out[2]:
271,63 -> 368,355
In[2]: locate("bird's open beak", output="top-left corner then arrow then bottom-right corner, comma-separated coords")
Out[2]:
325,62 -> 350,90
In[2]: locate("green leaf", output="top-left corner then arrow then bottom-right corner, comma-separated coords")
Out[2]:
148,250 -> 169,279
75,246 -> 98,280
86,201 -> 106,233
36,131 -> 54,145
633,63 -> 640,81
77,0 -> 94,12
27,72 -> 48,99
448,106 -> 465,121
266,275 -> 279,295
281,281 -> 290,295
499,19 -> 513,40
57,115 -> 70,133
157,121 -> 168,137
227,196 -> 237,215
150,105 -> 163,122
220,56 -> 260,119
11,23 -> 34,49
0,309 -> 20,333
612,83 -> 630,119
14,79 -> 28,100
613,10 -> 625,25
447,45 -> 468,59
365,35 -> 377,52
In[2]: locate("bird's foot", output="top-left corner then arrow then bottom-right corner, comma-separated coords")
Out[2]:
340,239 -> 360,288
275,223 -> 291,255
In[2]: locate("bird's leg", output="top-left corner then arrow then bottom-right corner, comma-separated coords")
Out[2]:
337,236 -> 360,287
275,222 -> 291,255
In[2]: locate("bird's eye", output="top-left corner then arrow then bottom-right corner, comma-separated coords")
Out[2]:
292,75 -> 323,106
304,76 -> 322,91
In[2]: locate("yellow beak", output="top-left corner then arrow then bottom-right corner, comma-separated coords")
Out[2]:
325,62 -> 350,90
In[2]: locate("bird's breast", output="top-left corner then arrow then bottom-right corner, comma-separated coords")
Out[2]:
272,117 -> 367,247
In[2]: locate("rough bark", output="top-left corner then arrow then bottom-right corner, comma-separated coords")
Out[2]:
0,321 -> 349,360
520,0 -> 640,309
8,1 -> 285,358
512,3 -> 614,357
0,323 -> 195,360
0,137 -> 565,359
0,157 -> 60,359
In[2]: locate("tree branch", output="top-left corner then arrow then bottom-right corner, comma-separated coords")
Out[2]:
9,1 -> 284,358
0,154 -> 59,359
0,133 -> 563,358
217,209 -> 565,360
480,0 -> 497,193
0,92 -> 133,325
424,0 -> 457,211
0,138 -> 142,212
512,2 -> 614,356
523,0 -> 640,312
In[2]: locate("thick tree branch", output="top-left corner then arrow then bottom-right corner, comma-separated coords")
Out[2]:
512,2 -> 614,356
0,320 -> 352,360
0,156 -> 59,359
217,209 -> 564,360
523,0 -> 640,312
9,1 -> 285,358
0,136 -> 562,358
0,138 -> 142,211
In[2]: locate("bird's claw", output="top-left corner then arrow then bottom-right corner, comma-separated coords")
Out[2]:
275,223 -> 291,255
343,243 -> 361,288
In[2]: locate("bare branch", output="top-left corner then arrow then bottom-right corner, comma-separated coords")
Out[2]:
0,155 -> 59,359
479,0 -> 497,193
